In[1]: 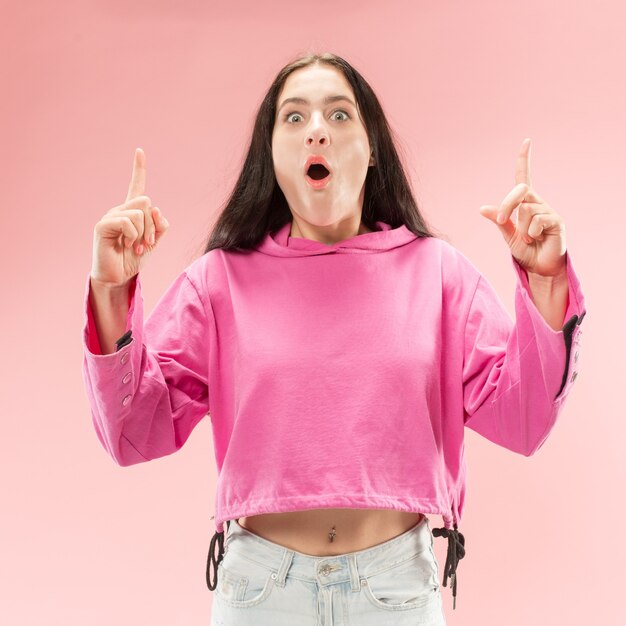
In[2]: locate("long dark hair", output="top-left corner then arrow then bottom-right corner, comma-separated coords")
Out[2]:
203,52 -> 438,254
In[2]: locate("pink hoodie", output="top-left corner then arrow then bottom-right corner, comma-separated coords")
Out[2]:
82,219 -> 586,607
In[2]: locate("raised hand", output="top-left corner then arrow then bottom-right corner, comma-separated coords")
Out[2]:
479,138 -> 567,278
90,148 -> 170,287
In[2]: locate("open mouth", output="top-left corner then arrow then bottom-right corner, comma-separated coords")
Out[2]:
306,163 -> 330,180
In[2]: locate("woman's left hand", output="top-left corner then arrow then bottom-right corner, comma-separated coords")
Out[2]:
479,138 -> 567,277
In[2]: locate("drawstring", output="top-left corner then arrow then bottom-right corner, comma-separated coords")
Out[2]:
206,517 -> 466,611
432,523 -> 466,610
206,520 -> 230,591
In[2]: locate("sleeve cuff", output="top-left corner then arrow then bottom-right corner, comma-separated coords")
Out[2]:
510,250 -> 587,401
115,330 -> 133,352
83,272 -> 139,356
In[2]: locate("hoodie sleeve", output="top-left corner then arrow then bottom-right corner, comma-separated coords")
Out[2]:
462,250 -> 586,456
81,269 -> 211,466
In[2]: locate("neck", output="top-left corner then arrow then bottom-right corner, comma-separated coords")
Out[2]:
290,218 -> 372,244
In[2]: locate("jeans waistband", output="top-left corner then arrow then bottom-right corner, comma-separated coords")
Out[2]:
223,514 -> 434,586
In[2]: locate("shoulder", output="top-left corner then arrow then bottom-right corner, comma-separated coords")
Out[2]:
180,247 -> 244,305
419,236 -> 482,287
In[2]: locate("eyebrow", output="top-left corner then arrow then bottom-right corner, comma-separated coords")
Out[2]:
277,95 -> 356,114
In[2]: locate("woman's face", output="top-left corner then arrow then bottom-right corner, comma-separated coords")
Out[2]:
272,64 -> 374,227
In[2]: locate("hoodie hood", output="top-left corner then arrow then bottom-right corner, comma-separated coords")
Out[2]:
254,220 -> 419,257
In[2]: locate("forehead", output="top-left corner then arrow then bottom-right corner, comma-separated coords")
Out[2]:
278,64 -> 354,101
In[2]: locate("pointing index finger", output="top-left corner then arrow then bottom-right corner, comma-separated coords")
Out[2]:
515,138 -> 532,189
126,147 -> 146,203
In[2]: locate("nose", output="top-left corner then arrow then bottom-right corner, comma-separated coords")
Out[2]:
306,133 -> 329,147
305,116 -> 330,147
306,135 -> 328,146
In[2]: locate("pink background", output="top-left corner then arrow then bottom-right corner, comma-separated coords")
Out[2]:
1,0 -> 622,623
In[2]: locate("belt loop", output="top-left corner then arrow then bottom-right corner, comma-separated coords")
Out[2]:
347,553 -> 360,591
275,548 -> 294,587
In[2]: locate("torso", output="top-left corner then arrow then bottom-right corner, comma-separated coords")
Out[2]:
238,227 -> 417,555
237,509 -> 424,556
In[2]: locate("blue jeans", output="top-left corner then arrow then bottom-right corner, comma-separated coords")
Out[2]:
210,515 -> 446,625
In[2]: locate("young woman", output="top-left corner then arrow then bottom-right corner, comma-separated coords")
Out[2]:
83,52 -> 586,625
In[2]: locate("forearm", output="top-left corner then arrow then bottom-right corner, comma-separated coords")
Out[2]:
526,268 -> 569,331
88,277 -> 132,354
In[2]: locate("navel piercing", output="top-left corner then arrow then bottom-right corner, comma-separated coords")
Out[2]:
328,526 -> 336,542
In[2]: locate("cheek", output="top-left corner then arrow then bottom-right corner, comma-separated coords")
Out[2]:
271,145 -> 286,177
345,134 -> 371,161
339,141 -> 371,177
273,156 -> 292,184
272,137 -> 295,172
272,149 -> 298,189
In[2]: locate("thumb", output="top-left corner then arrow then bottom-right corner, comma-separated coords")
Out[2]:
479,204 -> 515,239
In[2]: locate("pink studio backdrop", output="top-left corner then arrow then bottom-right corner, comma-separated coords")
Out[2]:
1,1 -> 622,624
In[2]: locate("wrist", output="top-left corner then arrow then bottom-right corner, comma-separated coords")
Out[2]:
526,269 -> 569,302
90,275 -> 133,293
526,254 -> 568,282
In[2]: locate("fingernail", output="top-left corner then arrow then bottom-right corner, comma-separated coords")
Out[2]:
497,212 -> 505,223
149,233 -> 155,245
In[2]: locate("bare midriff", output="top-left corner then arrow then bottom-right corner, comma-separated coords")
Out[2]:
237,509 -> 425,557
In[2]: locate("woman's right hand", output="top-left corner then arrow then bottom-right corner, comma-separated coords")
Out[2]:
90,148 -> 170,288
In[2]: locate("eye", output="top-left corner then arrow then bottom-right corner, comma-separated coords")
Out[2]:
284,109 -> 351,124
332,110 -> 350,121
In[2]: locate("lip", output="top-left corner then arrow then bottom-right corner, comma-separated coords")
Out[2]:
304,155 -> 332,175
305,172 -> 332,189
304,155 -> 332,189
